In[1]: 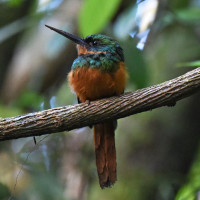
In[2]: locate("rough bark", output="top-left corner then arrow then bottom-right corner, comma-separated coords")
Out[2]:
0,68 -> 200,141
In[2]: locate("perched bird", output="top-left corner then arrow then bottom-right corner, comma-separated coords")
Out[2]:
45,25 -> 128,188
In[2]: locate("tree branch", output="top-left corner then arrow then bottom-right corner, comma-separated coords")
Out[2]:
0,68 -> 200,141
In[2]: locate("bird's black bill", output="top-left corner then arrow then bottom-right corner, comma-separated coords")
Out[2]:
45,24 -> 88,47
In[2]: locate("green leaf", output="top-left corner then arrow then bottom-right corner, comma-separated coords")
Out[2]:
170,0 -> 190,9
78,0 -> 122,37
176,8 -> 200,23
0,104 -> 23,118
177,60 -> 200,67
175,145 -> 200,200
0,183 -> 10,199
7,0 -> 23,7
122,40 -> 148,88
15,90 -> 43,110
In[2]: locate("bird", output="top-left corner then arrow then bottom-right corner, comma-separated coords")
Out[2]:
45,24 -> 128,188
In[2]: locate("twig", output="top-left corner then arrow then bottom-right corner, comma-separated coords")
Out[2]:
0,68 -> 200,141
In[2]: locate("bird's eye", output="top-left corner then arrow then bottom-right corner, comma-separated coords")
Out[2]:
89,40 -> 97,46
93,40 -> 97,45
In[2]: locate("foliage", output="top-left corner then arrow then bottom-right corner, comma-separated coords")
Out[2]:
78,0 -> 122,37
177,61 -> 200,68
175,8 -> 200,24
176,146 -> 200,200
0,0 -> 200,199
0,183 -> 10,200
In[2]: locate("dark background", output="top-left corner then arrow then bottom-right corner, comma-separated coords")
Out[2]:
0,0 -> 200,199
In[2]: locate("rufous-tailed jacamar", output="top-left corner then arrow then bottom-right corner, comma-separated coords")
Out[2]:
45,25 -> 128,188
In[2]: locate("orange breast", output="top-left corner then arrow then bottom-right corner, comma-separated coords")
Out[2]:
68,62 -> 128,102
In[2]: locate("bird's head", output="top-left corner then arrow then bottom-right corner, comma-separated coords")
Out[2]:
45,25 -> 124,61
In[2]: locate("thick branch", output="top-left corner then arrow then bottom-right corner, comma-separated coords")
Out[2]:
0,68 -> 200,141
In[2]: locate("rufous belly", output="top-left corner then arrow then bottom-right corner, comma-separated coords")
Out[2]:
68,62 -> 128,102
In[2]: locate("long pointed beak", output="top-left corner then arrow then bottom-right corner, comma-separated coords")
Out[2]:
45,24 -> 88,47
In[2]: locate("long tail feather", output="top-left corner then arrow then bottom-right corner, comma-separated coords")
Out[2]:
93,121 -> 117,188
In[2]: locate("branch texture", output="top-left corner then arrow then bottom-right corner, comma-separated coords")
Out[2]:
0,68 -> 200,141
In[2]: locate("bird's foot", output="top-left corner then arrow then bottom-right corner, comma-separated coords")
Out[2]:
85,100 -> 90,105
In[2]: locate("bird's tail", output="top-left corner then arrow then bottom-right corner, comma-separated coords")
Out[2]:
93,121 -> 117,188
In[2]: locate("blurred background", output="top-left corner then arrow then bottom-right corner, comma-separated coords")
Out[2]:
0,0 -> 200,199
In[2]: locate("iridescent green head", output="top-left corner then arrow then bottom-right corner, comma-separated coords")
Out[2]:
45,25 -> 124,62
83,34 -> 124,61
